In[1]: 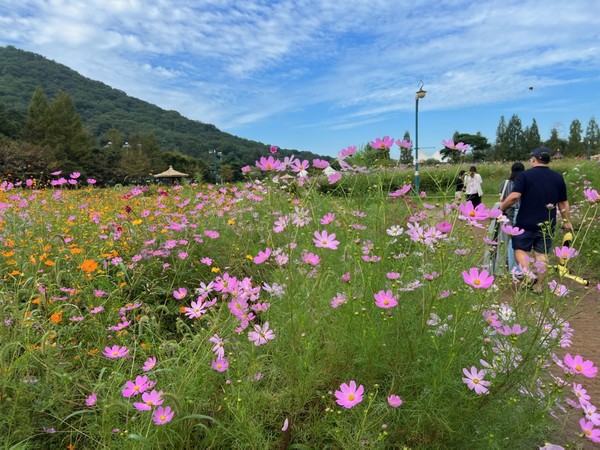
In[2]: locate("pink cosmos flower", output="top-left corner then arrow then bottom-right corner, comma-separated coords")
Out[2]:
102,345 -> 129,359
254,248 -> 272,264
459,201 -> 490,222
328,172 -> 342,184
313,230 -> 340,250
153,406 -> 174,425
133,389 -> 164,411
302,252 -> 321,266
436,222 -> 452,233
209,334 -> 226,358
387,394 -> 403,408
554,246 -> 579,260
442,139 -> 470,151
334,380 -> 364,408
211,357 -> 229,372
331,293 -> 347,308
256,155 -> 281,171
291,159 -> 310,173
85,393 -> 97,406
396,139 -> 412,149
580,418 -> 600,443
342,272 -> 351,282
583,188 -> 599,203
87,178 -> 97,184
371,136 -> 394,150
573,383 -> 591,406
563,354 -> 598,378
173,287 -> 187,300
548,280 -> 569,297
374,290 -> 398,309
248,322 -> 276,346
312,158 -> 330,169
495,324 -> 528,335
142,357 -> 157,372
462,366 -> 490,394
320,213 -> 335,225
338,145 -> 357,159
282,418 -> 289,431
270,145 -> 278,154
462,267 -> 494,289
241,165 -> 251,174
204,230 -> 220,239
500,224 -> 525,236
583,403 -> 600,426
389,184 -> 412,197
122,375 -> 151,397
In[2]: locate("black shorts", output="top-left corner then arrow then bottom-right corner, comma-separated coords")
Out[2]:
512,230 -> 552,254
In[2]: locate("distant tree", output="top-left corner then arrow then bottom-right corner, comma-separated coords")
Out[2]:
118,141 -> 150,183
566,119 -> 584,157
103,128 -> 124,150
22,87 -> 49,144
584,117 -> 600,155
523,118 -> 542,152
0,139 -> 57,182
544,127 -> 566,155
494,115 -> 508,160
44,90 -> 92,169
399,131 -> 413,165
0,102 -> 24,138
504,114 -> 525,160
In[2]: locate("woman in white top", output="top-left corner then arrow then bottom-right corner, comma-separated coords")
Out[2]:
464,165 -> 483,207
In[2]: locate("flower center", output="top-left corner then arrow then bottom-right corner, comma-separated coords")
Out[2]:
473,279 -> 481,286
348,394 -> 355,401
575,364 -> 583,372
473,378 -> 480,384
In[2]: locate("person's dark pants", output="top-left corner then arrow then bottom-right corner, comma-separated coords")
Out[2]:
466,194 -> 481,207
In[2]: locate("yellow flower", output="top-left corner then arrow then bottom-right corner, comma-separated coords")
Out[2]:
211,267 -> 221,273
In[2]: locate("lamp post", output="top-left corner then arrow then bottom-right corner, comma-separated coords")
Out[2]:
209,150 -> 220,184
414,82 -> 427,192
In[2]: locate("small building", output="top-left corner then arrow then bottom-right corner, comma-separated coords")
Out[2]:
153,165 -> 189,184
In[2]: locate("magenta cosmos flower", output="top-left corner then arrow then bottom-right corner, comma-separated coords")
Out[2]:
396,139 -> 412,149
387,394 -> 403,408
334,380 -> 364,408
554,246 -> 579,260
389,184 -> 412,197
122,375 -> 151,398
133,390 -> 164,411
153,406 -> 175,425
563,354 -> 598,378
583,188 -> 599,203
462,267 -> 494,289
462,366 -> 490,394
313,230 -> 340,250
142,357 -> 157,372
459,201 -> 490,222
85,393 -> 97,406
102,345 -> 129,359
248,322 -> 275,346
211,357 -> 229,372
255,155 -> 281,171
374,290 -> 398,309
580,418 -> 600,443
500,224 -> 525,236
370,136 -> 394,149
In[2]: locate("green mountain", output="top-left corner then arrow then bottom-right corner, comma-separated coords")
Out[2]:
0,45 -> 320,165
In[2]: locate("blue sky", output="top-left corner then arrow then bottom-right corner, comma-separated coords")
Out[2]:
1,0 -> 600,159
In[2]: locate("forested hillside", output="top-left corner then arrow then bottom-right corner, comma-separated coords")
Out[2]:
0,45 -> 322,183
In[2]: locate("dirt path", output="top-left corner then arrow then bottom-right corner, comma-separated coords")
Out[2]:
551,279 -> 600,448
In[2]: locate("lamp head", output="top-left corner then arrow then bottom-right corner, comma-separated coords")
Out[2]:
416,88 -> 427,99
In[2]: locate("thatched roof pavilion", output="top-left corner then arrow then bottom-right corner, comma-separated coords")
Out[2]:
153,166 -> 189,183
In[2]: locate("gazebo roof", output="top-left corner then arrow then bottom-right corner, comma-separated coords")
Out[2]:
153,165 -> 189,178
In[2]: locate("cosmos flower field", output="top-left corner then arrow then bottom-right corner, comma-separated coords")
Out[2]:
1,150 -> 599,448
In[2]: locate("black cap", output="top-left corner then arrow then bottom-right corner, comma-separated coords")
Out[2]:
530,147 -> 551,164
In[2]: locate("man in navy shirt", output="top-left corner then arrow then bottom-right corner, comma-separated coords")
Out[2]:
498,147 -> 572,291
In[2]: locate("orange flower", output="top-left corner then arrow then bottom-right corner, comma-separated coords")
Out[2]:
81,259 -> 98,273
50,311 -> 63,323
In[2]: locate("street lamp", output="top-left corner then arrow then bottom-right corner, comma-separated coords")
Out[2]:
414,82 -> 427,192
209,150 -> 221,184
